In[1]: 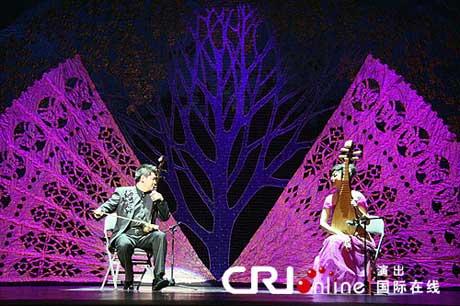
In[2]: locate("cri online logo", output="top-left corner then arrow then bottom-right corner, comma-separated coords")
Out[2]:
222,266 -> 366,294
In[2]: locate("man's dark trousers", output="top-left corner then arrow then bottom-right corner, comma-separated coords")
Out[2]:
115,230 -> 167,283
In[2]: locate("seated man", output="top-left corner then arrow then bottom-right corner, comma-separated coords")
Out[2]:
94,164 -> 170,291
311,163 -> 375,293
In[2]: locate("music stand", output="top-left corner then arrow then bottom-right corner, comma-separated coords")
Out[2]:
167,222 -> 198,291
350,214 -> 384,295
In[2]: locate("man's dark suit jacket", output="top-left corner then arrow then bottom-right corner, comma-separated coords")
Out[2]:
98,186 -> 170,247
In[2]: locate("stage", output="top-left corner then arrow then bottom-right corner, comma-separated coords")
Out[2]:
0,285 -> 458,306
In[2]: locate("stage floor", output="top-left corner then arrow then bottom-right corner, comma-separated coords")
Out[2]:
0,285 -> 458,306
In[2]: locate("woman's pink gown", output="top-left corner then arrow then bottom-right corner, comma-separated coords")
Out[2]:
310,191 -> 375,293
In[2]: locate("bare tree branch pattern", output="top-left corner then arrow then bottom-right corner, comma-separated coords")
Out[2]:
122,6 -> 331,277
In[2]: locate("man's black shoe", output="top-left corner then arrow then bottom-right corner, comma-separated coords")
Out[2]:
123,281 -> 134,291
152,278 -> 169,291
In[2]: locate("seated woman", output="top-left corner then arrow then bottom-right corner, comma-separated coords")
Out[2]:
311,163 -> 375,293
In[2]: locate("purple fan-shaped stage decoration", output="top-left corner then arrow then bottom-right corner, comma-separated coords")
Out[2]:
231,55 -> 460,287
0,56 -> 213,282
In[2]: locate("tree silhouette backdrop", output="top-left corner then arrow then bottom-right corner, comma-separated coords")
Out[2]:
120,6 -> 337,277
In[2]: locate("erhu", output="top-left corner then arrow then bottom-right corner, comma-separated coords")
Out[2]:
330,140 -> 363,236
152,155 -> 166,192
